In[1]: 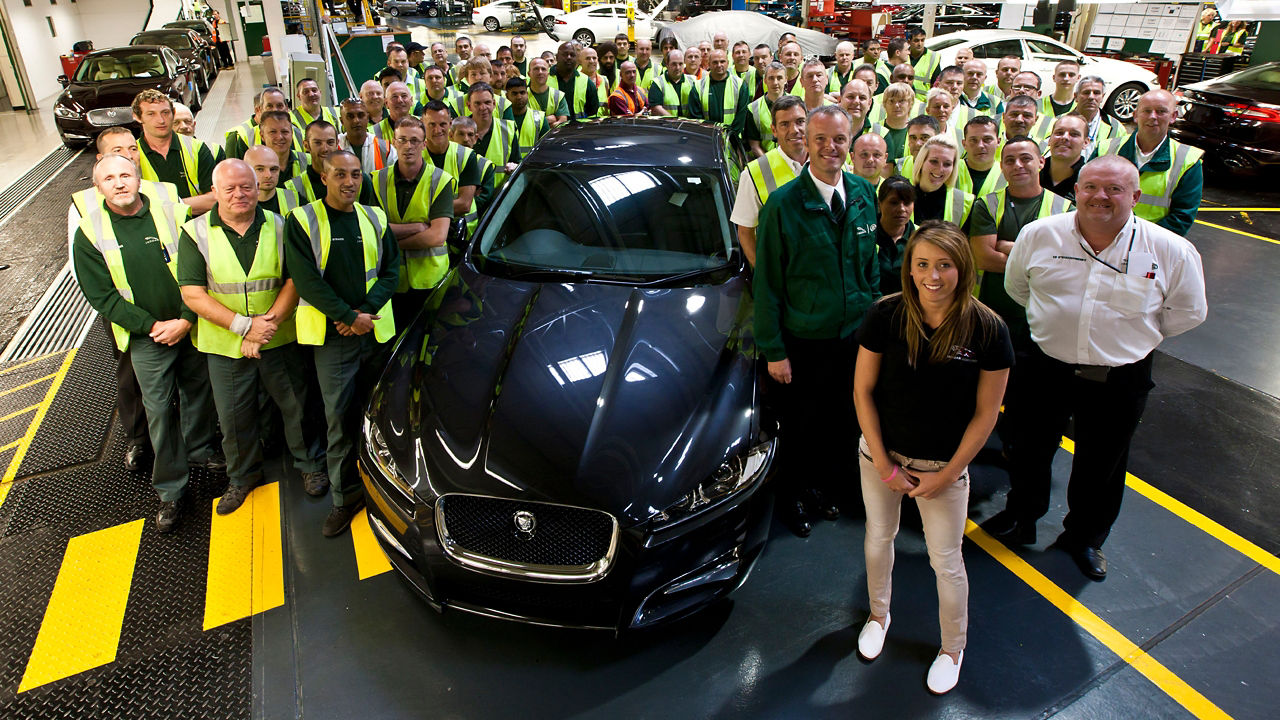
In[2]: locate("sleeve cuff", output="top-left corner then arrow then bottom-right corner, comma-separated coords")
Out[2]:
230,314 -> 252,337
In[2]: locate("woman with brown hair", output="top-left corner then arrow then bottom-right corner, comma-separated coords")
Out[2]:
851,220 -> 1013,694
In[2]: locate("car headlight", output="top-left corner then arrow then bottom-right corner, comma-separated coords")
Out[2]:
54,104 -> 82,119
651,439 -> 775,528
363,417 -> 414,502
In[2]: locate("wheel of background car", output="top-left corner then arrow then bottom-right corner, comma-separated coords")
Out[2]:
484,16 -> 500,31
426,5 -> 438,16
543,16 -> 556,31
389,6 -> 400,15
573,28 -> 595,45
1105,81 -> 1145,122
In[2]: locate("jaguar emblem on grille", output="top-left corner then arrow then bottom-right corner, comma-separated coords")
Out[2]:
512,510 -> 536,539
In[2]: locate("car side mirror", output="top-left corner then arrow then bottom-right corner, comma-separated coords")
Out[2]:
58,74 -> 69,87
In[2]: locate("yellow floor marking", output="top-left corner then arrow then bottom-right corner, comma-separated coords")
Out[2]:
18,519 -> 144,692
0,371 -> 56,397
1195,208 -> 1280,212
351,508 -> 392,580
0,404 -> 38,423
0,349 -> 76,509
1059,437 -> 1280,576
1194,219 -> 1279,246
966,520 -> 1232,719
203,483 -> 285,631
0,439 -> 20,453
0,350 -> 68,376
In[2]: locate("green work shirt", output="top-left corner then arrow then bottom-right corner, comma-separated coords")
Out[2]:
139,137 -> 215,199
72,196 -> 196,334
176,206 -> 270,286
970,190 -> 1045,336
689,76 -> 750,139
301,165 -> 379,207
883,126 -> 908,163
529,87 -> 571,118
427,148 -> 481,188
393,163 -> 454,220
283,201 -> 401,336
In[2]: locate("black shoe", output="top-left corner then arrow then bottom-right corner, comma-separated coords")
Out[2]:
302,471 -> 330,497
156,500 -> 180,533
982,510 -> 1036,546
783,500 -> 812,538
216,482 -> 255,515
803,489 -> 840,521
1064,544 -> 1107,581
192,452 -> 227,473
323,500 -> 365,538
124,444 -> 152,472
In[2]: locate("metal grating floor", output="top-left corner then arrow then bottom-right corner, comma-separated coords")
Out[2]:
0,147 -> 79,226
0,266 -> 96,363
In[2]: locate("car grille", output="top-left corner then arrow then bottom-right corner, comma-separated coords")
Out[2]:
436,494 -> 618,582
87,107 -> 134,127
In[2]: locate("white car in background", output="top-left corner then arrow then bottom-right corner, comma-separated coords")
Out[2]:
926,29 -> 1159,121
473,1 -> 562,32
551,1 -> 669,46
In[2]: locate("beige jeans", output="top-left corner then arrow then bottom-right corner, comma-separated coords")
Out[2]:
858,436 -> 969,653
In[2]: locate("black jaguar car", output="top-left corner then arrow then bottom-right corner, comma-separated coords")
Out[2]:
53,46 -> 201,148
1173,61 -> 1280,176
131,28 -> 217,92
359,119 -> 775,631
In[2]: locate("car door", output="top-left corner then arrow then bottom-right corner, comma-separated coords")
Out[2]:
970,38 -> 1024,80
1023,37 -> 1082,93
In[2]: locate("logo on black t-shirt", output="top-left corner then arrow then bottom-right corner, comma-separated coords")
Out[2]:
946,345 -> 977,363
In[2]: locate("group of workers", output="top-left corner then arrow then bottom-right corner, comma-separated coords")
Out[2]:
65,25 -> 1213,694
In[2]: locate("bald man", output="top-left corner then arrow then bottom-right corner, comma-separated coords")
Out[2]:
178,159 -> 326,515
1100,89 -> 1203,235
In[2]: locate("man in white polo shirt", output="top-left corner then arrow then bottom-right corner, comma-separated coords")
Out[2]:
983,156 -> 1207,582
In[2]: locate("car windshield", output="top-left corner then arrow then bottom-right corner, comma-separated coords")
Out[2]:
135,34 -> 192,50
474,164 -> 733,283
75,53 -> 166,81
1223,65 -> 1280,90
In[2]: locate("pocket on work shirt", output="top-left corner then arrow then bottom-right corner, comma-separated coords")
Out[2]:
1110,274 -> 1156,318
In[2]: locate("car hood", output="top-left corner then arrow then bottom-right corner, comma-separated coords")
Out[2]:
371,266 -> 758,527
1183,78 -> 1280,106
61,79 -> 174,109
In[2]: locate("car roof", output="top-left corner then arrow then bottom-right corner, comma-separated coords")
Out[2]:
526,118 -> 723,167
89,45 -> 167,57
927,29 -> 1072,46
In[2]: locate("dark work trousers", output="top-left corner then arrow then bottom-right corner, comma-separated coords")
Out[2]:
129,336 -> 218,502
770,333 -> 859,509
216,41 -> 233,68
312,333 -> 389,508
103,315 -> 149,447
1002,344 -> 1154,550
994,329 -> 1036,454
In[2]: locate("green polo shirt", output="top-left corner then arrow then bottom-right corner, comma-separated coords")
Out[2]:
176,206 -> 270,286
393,162 -> 454,220
301,165 -> 378,207
139,136 -> 215,199
72,196 -> 195,334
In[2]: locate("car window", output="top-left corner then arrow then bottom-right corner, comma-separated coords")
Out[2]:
973,39 -> 1022,59
475,165 -> 732,281
1222,65 -> 1280,90
927,37 -> 967,52
588,8 -> 612,16
1026,38 -> 1077,59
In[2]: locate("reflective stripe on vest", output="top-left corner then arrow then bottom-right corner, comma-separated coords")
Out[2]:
651,74 -> 695,117
547,73 -> 590,118
291,201 -> 395,345
481,119 -> 515,187
695,74 -> 743,127
748,96 -> 775,151
276,187 -> 302,215
936,189 -> 973,226
911,50 -> 939,99
981,189 -> 1072,229
1103,138 -> 1202,221
284,170 -> 319,204
136,134 -> 204,197
955,163 -> 1008,197
292,105 -> 338,131
188,212 -> 294,357
466,157 -> 491,237
373,164 -> 450,291
529,87 -> 565,117
745,148 -> 798,206
80,200 -> 187,351
514,109 -> 546,149
72,181 -> 180,217
427,141 -> 475,197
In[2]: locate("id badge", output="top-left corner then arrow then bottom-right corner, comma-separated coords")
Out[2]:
1127,251 -> 1156,279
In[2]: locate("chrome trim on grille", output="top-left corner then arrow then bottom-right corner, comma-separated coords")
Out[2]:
435,493 -> 619,584
87,107 -> 134,127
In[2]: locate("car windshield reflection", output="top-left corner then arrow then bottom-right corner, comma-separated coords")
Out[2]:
474,164 -> 733,283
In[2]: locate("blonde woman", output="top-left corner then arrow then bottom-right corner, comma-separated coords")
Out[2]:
910,134 -> 974,229
852,221 -> 1013,694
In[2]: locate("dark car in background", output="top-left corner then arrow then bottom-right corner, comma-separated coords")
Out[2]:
163,19 -> 216,45
53,46 -> 201,148
893,3 -> 999,36
1173,62 -> 1280,176
359,119 -> 775,632
130,28 -> 217,92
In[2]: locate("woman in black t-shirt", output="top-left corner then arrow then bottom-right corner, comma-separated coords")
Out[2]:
851,220 -> 1013,695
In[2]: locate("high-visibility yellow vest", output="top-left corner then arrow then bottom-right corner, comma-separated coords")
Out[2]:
291,105 -> 339,132
78,199 -> 190,351
462,95 -> 511,119
136,134 -> 206,197
72,181 -> 180,217
747,95 -> 775,151
910,49 -> 940,100
528,86 -> 566,117
1040,95 -> 1075,118
650,73 -> 695,117
912,187 -> 974,227
1101,136 -> 1203,225
512,109 -> 548,149
185,211 -> 295,358
226,119 -> 306,157
546,72 -> 591,118
745,147 -> 799,206
468,156 -> 494,237
372,163 -> 451,291
478,118 -> 516,187
955,162 -> 1008,197
290,200 -> 395,345
283,168 -> 322,204
980,188 -> 1073,228
694,73 -> 743,127
275,186 -> 303,215
826,66 -> 854,94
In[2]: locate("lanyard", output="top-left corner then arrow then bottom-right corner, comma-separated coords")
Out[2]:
1078,220 -> 1136,275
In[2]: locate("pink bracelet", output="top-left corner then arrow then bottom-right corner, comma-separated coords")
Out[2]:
883,466 -> 898,484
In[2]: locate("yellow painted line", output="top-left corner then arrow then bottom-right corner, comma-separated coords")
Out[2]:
1059,437 -> 1280,576
1195,219 -> 1279,246
0,349 -> 76,509
0,371 -> 56,397
1195,208 -> 1280,212
203,482 -> 286,630
0,404 -> 38,423
966,520 -> 1232,720
0,350 -> 68,376
18,519 -> 144,692
0,439 -> 21,453
351,508 -> 392,580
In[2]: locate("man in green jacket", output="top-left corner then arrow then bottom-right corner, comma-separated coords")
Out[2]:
754,105 -> 880,537
72,154 -> 219,533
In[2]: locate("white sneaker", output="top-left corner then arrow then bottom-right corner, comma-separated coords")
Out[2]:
856,614 -> 890,660
926,649 -> 964,694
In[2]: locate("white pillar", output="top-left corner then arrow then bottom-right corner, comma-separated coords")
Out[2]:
262,0 -> 289,81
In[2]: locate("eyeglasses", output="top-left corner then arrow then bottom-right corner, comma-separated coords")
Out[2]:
1012,83 -> 1039,91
